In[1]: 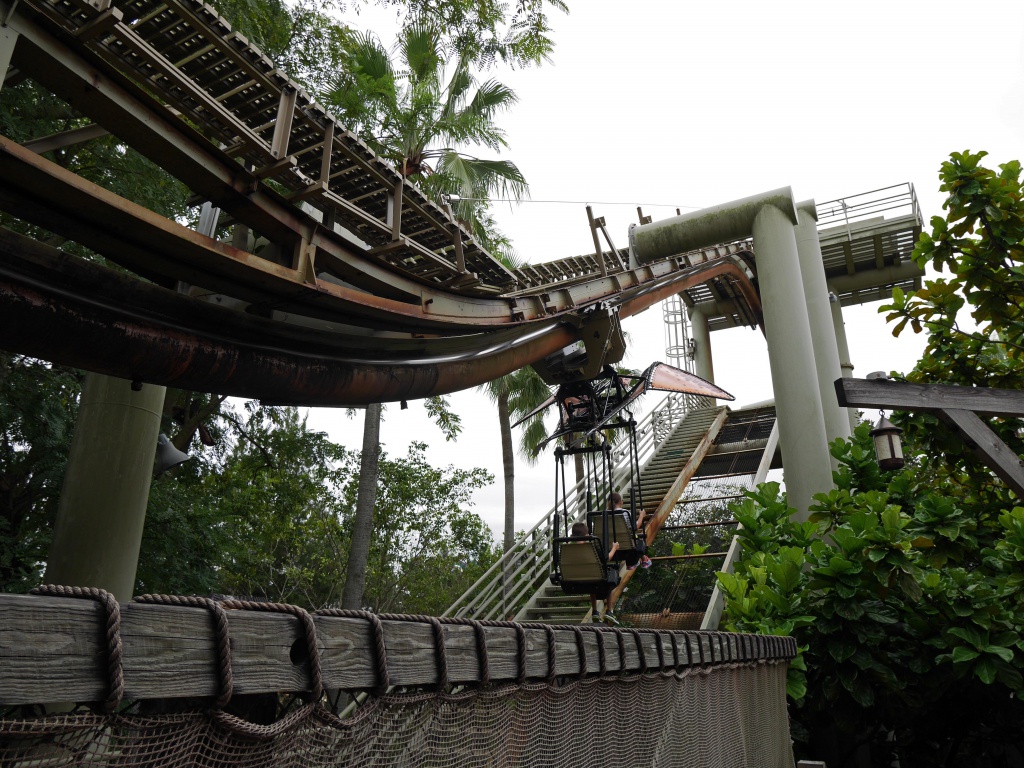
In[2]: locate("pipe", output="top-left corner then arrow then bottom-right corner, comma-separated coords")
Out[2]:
629,187 -> 798,264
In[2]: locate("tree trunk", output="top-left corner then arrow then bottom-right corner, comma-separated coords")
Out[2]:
342,402 -> 381,609
498,391 -> 515,552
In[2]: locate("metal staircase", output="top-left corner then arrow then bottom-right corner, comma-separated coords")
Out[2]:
515,405 -> 726,625
628,407 -> 723,516
442,391 -> 715,622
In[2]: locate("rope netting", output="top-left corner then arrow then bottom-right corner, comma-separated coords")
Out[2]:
0,662 -> 793,767
615,477 -> 750,629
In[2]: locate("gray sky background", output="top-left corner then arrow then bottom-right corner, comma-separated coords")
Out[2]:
307,0 -> 1024,540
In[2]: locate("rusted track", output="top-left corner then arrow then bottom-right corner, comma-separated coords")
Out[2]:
0,226 -> 761,404
10,0 -> 514,293
0,0 -> 765,402
0,134 -> 760,333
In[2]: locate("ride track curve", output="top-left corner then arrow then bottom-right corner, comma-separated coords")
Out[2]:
0,0 -> 764,406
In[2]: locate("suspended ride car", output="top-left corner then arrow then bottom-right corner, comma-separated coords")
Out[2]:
513,362 -> 733,598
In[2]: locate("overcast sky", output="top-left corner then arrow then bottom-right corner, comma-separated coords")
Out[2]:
306,0 -> 1024,540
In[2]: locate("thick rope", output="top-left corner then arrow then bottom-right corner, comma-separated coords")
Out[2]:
428,617 -> 449,690
30,585 -> 123,712
437,617 -> 491,686
668,631 -> 680,671
647,629 -> 666,670
221,600 -> 323,702
317,609 -> 390,694
625,628 -> 647,675
519,623 -> 558,685
376,613 -> 453,690
570,626 -> 588,677
134,594 -> 233,708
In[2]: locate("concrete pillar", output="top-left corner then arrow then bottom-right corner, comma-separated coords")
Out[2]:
795,201 -> 851,447
0,24 -> 17,89
828,286 -> 860,432
689,306 -> 714,384
44,374 -> 166,601
752,204 -> 833,521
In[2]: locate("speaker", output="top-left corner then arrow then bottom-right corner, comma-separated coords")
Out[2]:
155,433 -> 191,476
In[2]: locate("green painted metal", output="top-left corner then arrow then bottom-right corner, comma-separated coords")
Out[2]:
44,373 -> 165,601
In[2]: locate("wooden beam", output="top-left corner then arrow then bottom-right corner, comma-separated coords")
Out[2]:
835,378 -> 1024,417
935,409 -> 1024,497
646,407 -> 730,542
0,594 -> 789,706
606,408 -> 728,612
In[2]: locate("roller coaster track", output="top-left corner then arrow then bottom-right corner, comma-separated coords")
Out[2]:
0,0 -> 763,404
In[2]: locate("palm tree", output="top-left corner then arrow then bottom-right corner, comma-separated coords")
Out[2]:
481,366 -> 552,552
328,25 -> 529,607
330,25 -> 528,218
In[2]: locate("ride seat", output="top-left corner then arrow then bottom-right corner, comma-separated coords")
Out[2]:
588,510 -> 646,564
550,536 -> 618,598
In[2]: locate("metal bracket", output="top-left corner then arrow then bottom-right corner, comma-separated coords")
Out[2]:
532,303 -> 626,384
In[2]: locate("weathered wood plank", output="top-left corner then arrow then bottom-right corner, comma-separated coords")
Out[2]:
0,594 -> 788,706
936,408 -> 1024,496
834,378 -> 1024,417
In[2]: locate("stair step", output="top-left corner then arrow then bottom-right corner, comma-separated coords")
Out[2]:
534,595 -> 590,605
526,618 -> 590,625
523,611 -> 590,622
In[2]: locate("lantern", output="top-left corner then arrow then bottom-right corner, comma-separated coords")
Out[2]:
870,414 -> 904,471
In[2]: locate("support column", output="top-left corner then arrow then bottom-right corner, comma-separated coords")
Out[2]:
752,204 -> 832,521
44,374 -> 166,601
795,201 -> 851,446
0,23 -> 18,88
828,286 -> 860,432
689,305 -> 715,383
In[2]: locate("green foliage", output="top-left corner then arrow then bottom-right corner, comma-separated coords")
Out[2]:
140,408 -> 497,612
882,150 -> 1024,390
719,429 -> 1024,764
719,153 -> 1024,765
0,357 -> 80,591
357,441 -> 496,613
0,366 -> 497,612
327,22 -> 528,248
373,0 -> 570,70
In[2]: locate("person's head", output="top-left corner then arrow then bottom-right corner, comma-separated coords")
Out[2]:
571,522 -> 588,538
611,492 -> 623,509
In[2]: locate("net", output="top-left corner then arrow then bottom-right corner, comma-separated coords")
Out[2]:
0,660 -> 793,767
614,476 -> 750,629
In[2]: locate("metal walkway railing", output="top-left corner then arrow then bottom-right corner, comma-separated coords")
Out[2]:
442,391 -> 714,621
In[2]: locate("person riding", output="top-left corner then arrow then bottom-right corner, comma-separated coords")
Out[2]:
571,521 -> 618,620
610,491 -> 652,570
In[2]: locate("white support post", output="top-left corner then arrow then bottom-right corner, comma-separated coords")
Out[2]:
752,204 -> 833,521
829,284 -> 860,431
795,201 -> 851,447
0,23 -> 18,91
689,305 -> 715,385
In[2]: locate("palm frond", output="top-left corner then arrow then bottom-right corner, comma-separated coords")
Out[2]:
400,25 -> 443,87
466,79 -> 519,121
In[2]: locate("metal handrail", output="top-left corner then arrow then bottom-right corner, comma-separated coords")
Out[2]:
442,390 -> 711,619
815,182 -> 922,233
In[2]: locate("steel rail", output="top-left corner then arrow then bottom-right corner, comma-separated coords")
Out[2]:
9,0 -> 514,292
0,226 -> 762,404
0,133 -> 761,334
